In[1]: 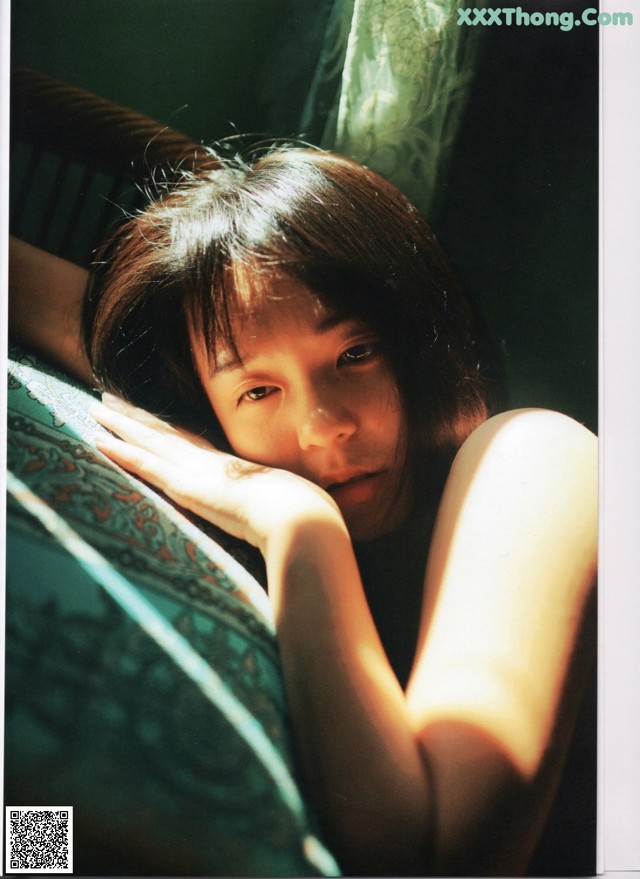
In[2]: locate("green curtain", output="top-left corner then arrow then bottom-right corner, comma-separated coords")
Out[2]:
298,0 -> 482,216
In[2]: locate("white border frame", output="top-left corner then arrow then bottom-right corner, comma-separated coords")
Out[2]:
600,3 -> 640,874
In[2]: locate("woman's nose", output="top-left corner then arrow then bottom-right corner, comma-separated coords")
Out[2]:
297,402 -> 357,450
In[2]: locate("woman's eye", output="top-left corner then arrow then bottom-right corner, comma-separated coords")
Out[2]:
339,342 -> 379,365
241,386 -> 275,403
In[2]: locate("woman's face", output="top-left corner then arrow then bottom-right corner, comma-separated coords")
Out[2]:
193,275 -> 411,540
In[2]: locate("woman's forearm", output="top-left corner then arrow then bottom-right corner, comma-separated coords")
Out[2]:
265,515 -> 434,875
9,236 -> 93,384
263,411 -> 598,876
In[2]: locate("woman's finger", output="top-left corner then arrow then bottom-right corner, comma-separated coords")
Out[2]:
100,393 -> 202,439
93,431 -> 164,478
100,392 -> 188,437
93,431 -> 252,540
91,396 -> 213,453
94,432 -> 203,501
91,401 -> 171,451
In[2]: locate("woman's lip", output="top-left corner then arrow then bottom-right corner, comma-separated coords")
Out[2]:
324,471 -> 376,492
325,472 -> 385,506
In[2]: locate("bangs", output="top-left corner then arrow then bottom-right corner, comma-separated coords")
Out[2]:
186,259 -> 319,373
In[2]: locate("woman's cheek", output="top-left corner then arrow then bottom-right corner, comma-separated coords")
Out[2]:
225,416 -> 288,470
208,398 -> 269,462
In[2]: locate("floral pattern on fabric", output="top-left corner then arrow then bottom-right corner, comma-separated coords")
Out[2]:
6,347 -> 338,875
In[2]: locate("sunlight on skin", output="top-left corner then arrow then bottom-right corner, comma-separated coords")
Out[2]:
91,396 -> 597,790
190,274 -> 412,541
407,409 -> 598,780
90,383 -> 598,875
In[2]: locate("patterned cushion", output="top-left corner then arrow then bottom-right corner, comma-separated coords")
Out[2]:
6,347 -> 339,876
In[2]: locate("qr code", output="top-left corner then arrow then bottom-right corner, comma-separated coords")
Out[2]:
5,807 -> 73,873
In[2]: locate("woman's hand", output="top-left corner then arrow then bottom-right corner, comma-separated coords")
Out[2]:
91,393 -> 342,554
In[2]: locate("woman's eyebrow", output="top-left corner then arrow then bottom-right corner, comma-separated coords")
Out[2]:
315,312 -> 365,333
211,352 -> 244,376
315,311 -> 347,332
210,314 -> 364,376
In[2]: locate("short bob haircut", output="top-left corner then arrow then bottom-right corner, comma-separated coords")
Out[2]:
84,145 -> 505,492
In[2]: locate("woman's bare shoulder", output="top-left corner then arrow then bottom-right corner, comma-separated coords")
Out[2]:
463,407 -> 596,454
450,407 -> 597,502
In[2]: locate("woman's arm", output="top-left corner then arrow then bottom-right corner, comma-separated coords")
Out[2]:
263,409 -> 597,875
406,408 -> 598,872
91,400 -> 597,875
9,236 -> 92,383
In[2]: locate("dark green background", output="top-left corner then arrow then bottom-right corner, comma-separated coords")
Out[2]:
11,0 -> 599,432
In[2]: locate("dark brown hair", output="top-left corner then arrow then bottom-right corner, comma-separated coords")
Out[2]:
84,145 -> 505,486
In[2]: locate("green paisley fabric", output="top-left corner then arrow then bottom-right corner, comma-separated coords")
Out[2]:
5,348 -> 339,877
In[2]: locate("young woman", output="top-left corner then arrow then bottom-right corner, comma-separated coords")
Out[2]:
9,147 -> 598,876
